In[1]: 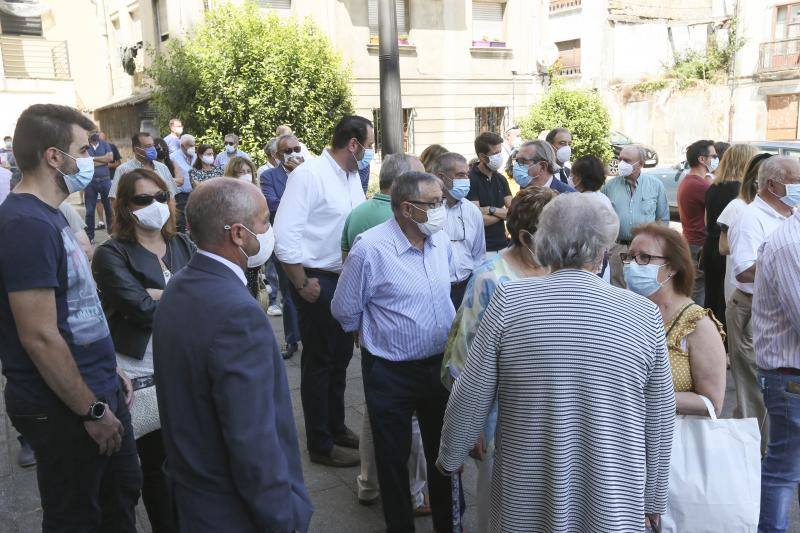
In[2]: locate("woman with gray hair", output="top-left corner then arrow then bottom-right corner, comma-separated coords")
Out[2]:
437,193 -> 675,532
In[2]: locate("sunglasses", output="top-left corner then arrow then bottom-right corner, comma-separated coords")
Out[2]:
282,146 -> 302,155
131,190 -> 170,206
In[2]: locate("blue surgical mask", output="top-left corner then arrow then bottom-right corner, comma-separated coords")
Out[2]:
513,161 -> 532,188
449,178 -> 471,200
706,156 -> 719,173
780,182 -> 800,207
623,262 -> 671,297
357,145 -> 374,170
142,146 -> 158,161
56,148 -> 95,193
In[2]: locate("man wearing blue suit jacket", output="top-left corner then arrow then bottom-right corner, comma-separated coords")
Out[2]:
511,140 -> 576,194
153,178 -> 312,532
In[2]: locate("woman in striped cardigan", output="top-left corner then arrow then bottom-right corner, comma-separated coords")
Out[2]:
437,193 -> 675,532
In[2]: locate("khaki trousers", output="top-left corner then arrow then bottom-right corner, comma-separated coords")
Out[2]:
726,288 -> 769,453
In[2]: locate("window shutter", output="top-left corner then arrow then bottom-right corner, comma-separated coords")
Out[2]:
368,0 -> 409,36
472,1 -> 504,41
0,11 -> 42,36
258,0 -> 292,9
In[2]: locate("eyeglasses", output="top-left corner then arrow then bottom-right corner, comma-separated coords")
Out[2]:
282,146 -> 302,155
620,252 -> 668,265
224,142 -> 235,147
408,199 -> 444,209
514,156 -> 540,166
131,190 -> 170,206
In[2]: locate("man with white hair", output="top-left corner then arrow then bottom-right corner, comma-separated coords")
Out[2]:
727,156 -> 799,452
276,124 -> 312,160
257,137 -> 280,177
602,144 -> 669,288
214,133 -> 251,167
511,140 -> 575,194
169,133 -> 197,232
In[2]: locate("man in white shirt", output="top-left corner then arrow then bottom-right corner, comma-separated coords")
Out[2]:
432,152 -> 485,308
727,156 -> 798,452
500,125 -> 521,174
169,134 -> 197,232
274,115 -> 373,468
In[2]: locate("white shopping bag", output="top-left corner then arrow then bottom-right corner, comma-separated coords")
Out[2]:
662,396 -> 761,533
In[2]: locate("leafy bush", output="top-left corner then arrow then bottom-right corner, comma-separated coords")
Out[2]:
519,83 -> 614,163
147,1 -> 353,159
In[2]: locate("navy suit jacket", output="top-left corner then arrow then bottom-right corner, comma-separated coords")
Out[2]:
260,165 -> 289,222
550,176 -> 576,194
153,253 -> 312,532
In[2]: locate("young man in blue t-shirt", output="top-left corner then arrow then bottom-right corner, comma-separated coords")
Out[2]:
0,104 -> 141,529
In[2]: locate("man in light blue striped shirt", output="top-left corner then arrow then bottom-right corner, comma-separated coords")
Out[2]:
331,171 -> 459,532
753,206 -> 800,532
602,145 -> 669,287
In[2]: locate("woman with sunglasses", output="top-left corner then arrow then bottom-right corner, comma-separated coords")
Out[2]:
223,156 -> 264,299
92,168 -> 195,533
188,143 -> 223,187
624,223 -> 726,416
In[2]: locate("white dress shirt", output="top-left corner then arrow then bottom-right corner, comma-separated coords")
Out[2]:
728,195 -> 790,294
717,198 -> 747,302
753,209 -> 800,370
274,148 -> 365,272
197,250 -> 247,285
444,198 -> 486,283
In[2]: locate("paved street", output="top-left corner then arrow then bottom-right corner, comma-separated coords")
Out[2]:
0,227 -> 797,532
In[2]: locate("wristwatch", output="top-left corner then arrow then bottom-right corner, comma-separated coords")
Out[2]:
488,206 -> 496,216
81,400 -> 107,422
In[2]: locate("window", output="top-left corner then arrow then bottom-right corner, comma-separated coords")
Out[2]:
372,108 -> 414,155
0,0 -> 43,36
556,39 -> 581,75
474,107 -> 507,137
766,94 -> 800,141
153,0 -> 169,42
472,1 -> 505,44
258,0 -> 292,8
774,3 -> 800,40
368,0 -> 409,37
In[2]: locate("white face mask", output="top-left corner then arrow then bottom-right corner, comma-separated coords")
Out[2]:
410,204 -> 446,236
618,161 -> 637,178
240,225 -> 274,268
133,200 -> 171,231
201,154 -> 214,165
556,145 -> 572,164
186,147 -> 196,157
238,172 -> 253,183
486,152 -> 503,172
3,140 -> 11,149
225,144 -> 236,154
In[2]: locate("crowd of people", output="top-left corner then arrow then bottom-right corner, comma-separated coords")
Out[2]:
0,102 -> 798,533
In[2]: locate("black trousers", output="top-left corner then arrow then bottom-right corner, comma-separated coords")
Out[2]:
703,235 -> 728,333
362,349 -> 457,533
450,278 -> 470,310
291,269 -> 354,454
137,429 -> 177,533
6,387 -> 142,533
174,192 -> 190,233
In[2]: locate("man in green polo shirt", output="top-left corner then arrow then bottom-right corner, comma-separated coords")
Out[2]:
341,152 -> 424,259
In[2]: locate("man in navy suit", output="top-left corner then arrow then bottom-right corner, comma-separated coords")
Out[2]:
153,178 -> 312,532
546,127 -> 573,185
511,140 -> 576,194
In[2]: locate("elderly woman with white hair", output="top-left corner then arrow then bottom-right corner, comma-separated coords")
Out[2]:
437,193 -> 675,532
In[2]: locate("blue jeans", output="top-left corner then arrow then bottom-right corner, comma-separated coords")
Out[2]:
275,258 -> 300,345
264,256 -> 278,307
84,179 -> 113,241
758,368 -> 800,532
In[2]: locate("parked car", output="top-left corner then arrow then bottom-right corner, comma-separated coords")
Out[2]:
609,131 -> 659,174
639,140 -> 800,221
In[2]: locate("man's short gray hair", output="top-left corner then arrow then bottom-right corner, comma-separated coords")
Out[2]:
534,193 -> 620,270
265,137 -> 279,157
621,144 -> 648,164
390,171 -> 441,210
430,152 -> 467,176
380,153 -> 418,192
224,133 -> 239,143
758,155 -> 796,189
522,140 -> 557,174
186,178 -> 260,248
179,134 -> 195,145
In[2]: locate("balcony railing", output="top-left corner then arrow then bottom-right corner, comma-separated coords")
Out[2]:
758,39 -> 800,73
550,0 -> 582,14
557,64 -> 581,76
0,36 -> 70,79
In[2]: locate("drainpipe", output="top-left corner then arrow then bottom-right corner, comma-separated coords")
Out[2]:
727,0 -> 740,142
378,0 -> 403,155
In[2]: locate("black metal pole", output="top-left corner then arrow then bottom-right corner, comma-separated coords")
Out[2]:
378,0 -> 403,155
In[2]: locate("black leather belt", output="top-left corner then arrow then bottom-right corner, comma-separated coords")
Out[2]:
131,375 -> 155,390
304,268 -> 339,278
777,367 -> 800,376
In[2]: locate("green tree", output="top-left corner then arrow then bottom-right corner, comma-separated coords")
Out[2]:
519,83 -> 613,163
147,1 -> 353,160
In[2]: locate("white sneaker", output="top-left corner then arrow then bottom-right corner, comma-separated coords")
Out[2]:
267,304 -> 283,316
